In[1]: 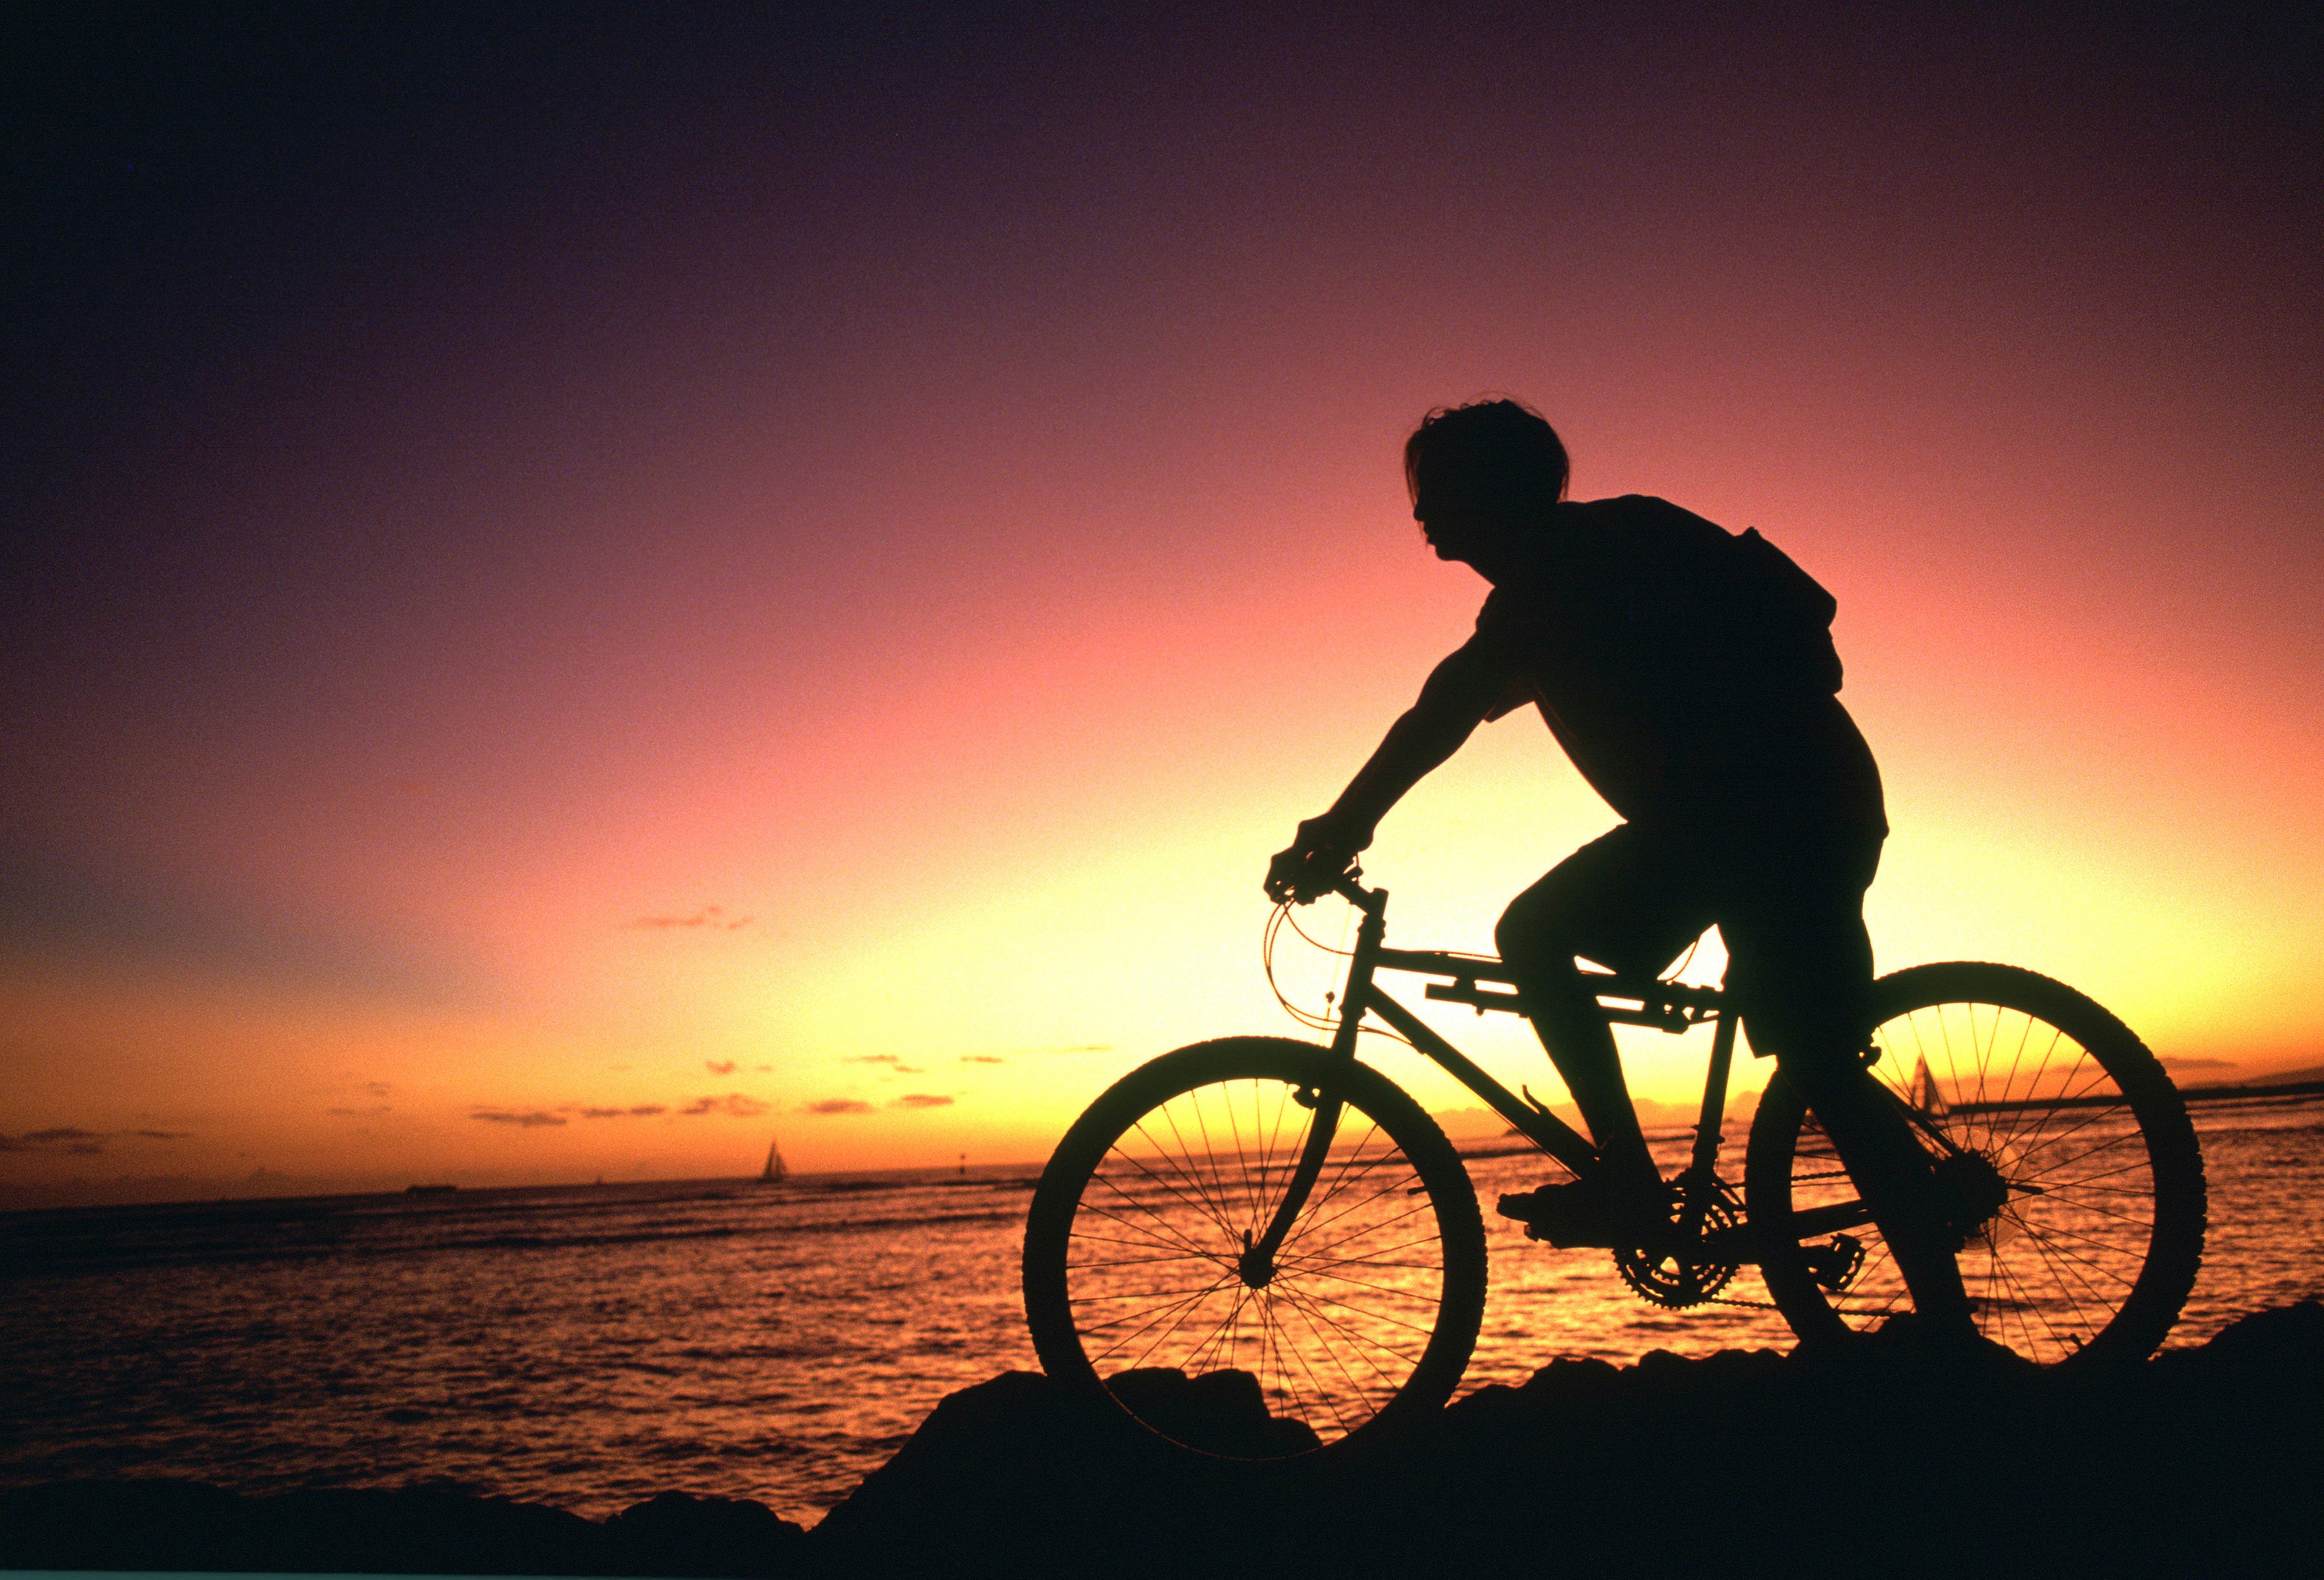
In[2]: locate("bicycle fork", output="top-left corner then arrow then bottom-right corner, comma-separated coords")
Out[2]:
1238,884 -> 1390,1289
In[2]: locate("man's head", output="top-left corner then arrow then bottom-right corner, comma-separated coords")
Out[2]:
1404,399 -> 1568,571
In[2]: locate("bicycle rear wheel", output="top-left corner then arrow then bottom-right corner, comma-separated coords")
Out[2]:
1023,1036 -> 1486,1457
1746,963 -> 2205,1367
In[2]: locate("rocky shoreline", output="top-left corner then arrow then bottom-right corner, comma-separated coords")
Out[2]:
6,1302 -> 2317,1577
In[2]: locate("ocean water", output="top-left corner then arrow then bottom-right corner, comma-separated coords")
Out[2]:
4,1102 -> 2318,1527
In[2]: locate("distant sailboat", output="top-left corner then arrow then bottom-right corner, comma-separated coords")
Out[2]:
1910,1056 -> 1947,1116
760,1136 -> 788,1183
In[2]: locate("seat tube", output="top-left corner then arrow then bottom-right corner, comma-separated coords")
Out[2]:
1689,1004 -> 1739,1178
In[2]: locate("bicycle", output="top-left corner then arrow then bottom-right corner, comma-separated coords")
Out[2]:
1021,868 -> 2207,1458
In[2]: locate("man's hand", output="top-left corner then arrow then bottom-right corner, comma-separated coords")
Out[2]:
1264,817 -> 1361,905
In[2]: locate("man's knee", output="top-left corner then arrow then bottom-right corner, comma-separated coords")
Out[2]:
1496,894 -> 1577,978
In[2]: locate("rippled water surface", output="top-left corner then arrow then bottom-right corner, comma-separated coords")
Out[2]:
5,1102 -> 2318,1525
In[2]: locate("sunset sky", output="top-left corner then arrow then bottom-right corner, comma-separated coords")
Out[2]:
5,3 -> 2318,1205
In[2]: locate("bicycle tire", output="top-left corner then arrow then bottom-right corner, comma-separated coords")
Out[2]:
1745,962 -> 2205,1366
1023,1036 -> 1487,1457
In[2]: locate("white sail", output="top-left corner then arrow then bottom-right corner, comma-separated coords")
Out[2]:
1910,1056 -> 1946,1116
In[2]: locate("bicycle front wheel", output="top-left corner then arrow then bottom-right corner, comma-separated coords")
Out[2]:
1746,963 -> 2206,1367
1023,1037 -> 1486,1457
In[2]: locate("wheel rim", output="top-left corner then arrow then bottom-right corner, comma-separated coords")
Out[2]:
1061,1074 -> 1451,1452
1787,995 -> 2168,1364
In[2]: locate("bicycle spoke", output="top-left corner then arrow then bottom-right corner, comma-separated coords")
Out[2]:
1164,1090 -> 1244,1240
1278,1235 -> 1448,1278
1122,1119 -> 1241,1239
1278,1261 -> 1445,1306
1079,1182 -> 1228,1264
1067,1247 -> 1231,1271
1278,1230 -> 1447,1282
1086,1277 -> 1238,1362
1272,1279 -> 1411,1386
1280,1180 -> 1436,1262
1270,1291 -> 1361,1436
1073,1277 -> 1251,1311
1276,1131 -> 1407,1251
1281,1288 -> 1394,1419
1121,1275 -> 1243,1372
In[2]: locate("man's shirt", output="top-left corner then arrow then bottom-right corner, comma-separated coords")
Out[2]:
1462,495 -> 1885,841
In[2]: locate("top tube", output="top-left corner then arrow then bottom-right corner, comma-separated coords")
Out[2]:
1319,868 -> 1726,1025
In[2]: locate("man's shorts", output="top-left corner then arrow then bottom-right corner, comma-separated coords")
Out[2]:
1494,819 -> 1882,1068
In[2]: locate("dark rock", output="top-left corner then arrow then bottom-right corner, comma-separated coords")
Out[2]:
806,1308 -> 2324,1579
1106,1366 -> 1323,1457
0,1478 -> 810,1577
5,1307 -> 2318,1578
0,1480 -> 607,1575
604,1490 -> 810,1577
2159,1298 -> 2324,1374
809,1368 -> 1285,1579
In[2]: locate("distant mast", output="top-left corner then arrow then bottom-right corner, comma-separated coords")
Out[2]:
761,1136 -> 787,1183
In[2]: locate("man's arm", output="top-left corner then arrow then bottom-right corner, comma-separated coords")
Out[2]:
1266,637 -> 1513,900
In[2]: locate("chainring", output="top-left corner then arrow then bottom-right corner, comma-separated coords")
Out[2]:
1613,1176 -> 1744,1309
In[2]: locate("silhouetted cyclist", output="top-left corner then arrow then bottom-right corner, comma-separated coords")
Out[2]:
1266,398 -> 1974,1337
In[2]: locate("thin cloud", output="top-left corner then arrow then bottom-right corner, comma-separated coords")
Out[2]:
363,1082 -> 391,1098
889,1093 -> 955,1110
628,905 -> 754,931
705,1060 -> 737,1076
1,1125 -> 192,1154
1031,1044 -> 1112,1054
804,1098 -> 874,1116
2160,1056 -> 2236,1072
846,1054 -> 924,1073
677,1094 -> 771,1118
471,1108 -> 567,1128
325,1105 -> 391,1117
959,1055 -> 1006,1065
574,1105 -> 668,1120
1,1127 -> 108,1155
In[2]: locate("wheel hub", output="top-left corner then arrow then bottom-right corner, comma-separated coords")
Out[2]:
1238,1230 -> 1276,1289
1932,1149 -> 2013,1248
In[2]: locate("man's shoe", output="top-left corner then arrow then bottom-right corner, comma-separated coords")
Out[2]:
1497,1177 -> 1679,1254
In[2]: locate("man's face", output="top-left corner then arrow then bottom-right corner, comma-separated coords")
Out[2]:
1412,497 -> 1519,571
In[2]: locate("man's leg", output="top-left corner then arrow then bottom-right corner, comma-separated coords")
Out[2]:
1775,1049 -> 1975,1332
1725,861 -> 1977,1337
1495,828 -> 1708,1218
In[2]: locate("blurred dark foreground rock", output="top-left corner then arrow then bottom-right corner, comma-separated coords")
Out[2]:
0,1484 -> 808,1577
6,1302 -> 2316,1579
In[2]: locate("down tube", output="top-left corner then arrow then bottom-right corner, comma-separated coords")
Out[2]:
1358,987 -> 1599,1175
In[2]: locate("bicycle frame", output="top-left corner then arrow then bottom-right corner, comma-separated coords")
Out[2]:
1243,872 -> 1746,1277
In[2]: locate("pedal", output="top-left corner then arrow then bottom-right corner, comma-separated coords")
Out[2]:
1496,1184 -> 1618,1249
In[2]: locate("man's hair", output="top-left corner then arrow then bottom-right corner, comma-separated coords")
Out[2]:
1404,398 -> 1569,516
